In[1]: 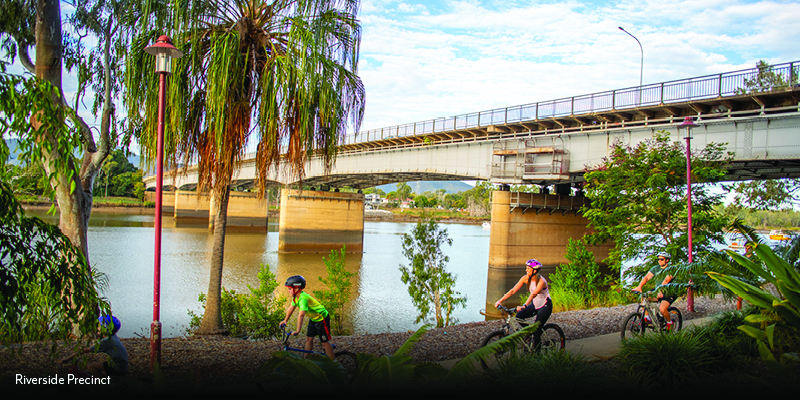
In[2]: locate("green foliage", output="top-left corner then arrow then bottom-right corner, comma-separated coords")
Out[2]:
707,243 -> 800,376
400,214 -> 466,328
188,264 -> 285,339
616,331 -> 717,389
0,62 -> 81,208
549,238 -> 635,310
583,130 -> 730,278
484,343 -> 600,392
0,180 -> 109,344
462,181 -> 494,217
550,238 -> 602,301
735,60 -> 799,95
313,246 -> 356,335
256,323 -> 541,392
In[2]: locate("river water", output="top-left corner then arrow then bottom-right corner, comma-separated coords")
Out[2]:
25,209 -> 491,338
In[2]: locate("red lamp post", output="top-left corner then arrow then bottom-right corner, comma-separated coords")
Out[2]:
679,116 -> 699,313
144,35 -> 182,371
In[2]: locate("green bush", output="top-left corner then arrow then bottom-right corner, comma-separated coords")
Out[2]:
313,246 -> 357,335
485,348 -> 602,392
616,331 -> 716,389
188,264 -> 285,339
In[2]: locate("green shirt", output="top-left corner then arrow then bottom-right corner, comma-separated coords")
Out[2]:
292,292 -> 328,322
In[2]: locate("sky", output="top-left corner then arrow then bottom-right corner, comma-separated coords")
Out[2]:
355,0 -> 800,130
8,0 -> 800,146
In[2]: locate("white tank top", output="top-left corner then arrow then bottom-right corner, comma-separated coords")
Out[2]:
527,276 -> 551,309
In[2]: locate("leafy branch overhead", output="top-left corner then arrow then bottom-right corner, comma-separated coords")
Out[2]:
582,130 -> 731,277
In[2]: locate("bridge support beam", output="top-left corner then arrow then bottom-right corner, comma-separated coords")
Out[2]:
485,190 -> 611,317
279,189 -> 364,253
174,190 -> 268,231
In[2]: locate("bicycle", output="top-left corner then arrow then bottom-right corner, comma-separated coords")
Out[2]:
620,291 -> 683,340
479,305 -> 565,370
278,325 -> 358,380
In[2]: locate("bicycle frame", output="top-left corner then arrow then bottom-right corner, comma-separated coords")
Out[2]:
632,293 -> 674,333
279,326 -> 333,357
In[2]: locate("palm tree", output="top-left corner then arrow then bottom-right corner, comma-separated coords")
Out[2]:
124,0 -> 365,333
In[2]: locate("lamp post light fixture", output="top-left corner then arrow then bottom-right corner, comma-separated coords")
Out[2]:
143,35 -> 182,371
618,26 -> 643,105
679,116 -> 699,313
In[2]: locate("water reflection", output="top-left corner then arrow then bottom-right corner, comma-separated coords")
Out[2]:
24,209 -> 490,338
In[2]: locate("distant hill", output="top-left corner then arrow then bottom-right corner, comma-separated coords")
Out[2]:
376,180 -> 475,194
4,138 -> 142,168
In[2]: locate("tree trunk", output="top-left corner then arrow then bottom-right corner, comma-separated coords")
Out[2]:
34,0 -> 91,258
197,187 -> 231,335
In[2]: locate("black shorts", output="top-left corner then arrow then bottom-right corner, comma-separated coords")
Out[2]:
659,295 -> 677,305
306,315 -> 331,343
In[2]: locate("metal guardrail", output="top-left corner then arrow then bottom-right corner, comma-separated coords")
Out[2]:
342,61 -> 800,145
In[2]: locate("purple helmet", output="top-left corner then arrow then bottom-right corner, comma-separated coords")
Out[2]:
525,259 -> 542,269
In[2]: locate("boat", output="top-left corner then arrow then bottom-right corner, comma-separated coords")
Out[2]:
769,230 -> 790,241
482,221 -> 491,229
729,241 -> 745,249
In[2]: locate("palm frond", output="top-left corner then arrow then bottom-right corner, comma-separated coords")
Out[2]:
395,324 -> 430,357
444,323 -> 539,385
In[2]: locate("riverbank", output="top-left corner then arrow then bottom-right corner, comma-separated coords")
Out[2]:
0,296 -> 738,392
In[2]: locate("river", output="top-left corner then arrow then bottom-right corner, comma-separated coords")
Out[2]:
24,209 -> 491,338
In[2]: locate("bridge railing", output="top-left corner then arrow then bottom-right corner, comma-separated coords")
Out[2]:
342,61 -> 799,146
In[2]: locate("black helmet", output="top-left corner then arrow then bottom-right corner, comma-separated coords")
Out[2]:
285,275 -> 306,289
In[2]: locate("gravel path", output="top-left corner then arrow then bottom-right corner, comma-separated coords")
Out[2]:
1,296 -> 738,390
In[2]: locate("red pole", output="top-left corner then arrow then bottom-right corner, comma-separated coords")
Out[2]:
151,71 -> 167,371
685,128 -> 695,312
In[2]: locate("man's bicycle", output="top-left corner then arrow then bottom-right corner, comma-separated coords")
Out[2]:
278,325 -> 358,380
479,305 -> 565,370
620,291 -> 683,340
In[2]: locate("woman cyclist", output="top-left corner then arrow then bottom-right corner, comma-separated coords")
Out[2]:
494,258 -> 553,347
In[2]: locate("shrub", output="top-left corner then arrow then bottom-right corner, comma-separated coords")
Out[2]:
313,246 -> 357,335
188,264 -> 285,339
616,331 -> 716,389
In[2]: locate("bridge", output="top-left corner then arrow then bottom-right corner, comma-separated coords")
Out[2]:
143,61 -> 800,316
146,60 -> 800,192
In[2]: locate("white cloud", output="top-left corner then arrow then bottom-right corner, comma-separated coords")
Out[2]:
357,0 -> 800,129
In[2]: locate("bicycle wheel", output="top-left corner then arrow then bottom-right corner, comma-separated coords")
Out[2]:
538,324 -> 566,352
620,312 -> 645,340
479,330 -> 508,370
667,307 -> 682,332
334,351 -> 358,382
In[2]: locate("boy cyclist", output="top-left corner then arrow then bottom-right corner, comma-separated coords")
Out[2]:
279,275 -> 335,359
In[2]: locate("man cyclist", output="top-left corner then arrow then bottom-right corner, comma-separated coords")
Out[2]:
632,252 -> 677,330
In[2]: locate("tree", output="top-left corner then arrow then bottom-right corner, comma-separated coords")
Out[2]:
462,181 -> 494,217
313,246 -> 356,335
399,215 -> 466,328
0,179 -> 109,344
0,0 -> 125,259
735,60 -> 798,95
395,182 -> 412,201
124,0 -> 365,334
582,131 -> 731,278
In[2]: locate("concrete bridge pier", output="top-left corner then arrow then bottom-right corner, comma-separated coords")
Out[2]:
173,190 -> 268,231
278,189 -> 364,253
485,190 -> 612,318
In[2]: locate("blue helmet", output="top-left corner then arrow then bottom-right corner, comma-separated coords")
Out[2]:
99,315 -> 121,335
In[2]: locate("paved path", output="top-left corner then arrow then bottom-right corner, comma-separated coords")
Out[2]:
565,316 -> 713,361
441,316 -> 714,369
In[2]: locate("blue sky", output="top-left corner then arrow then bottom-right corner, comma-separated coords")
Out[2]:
10,0 -> 800,143
356,0 -> 800,129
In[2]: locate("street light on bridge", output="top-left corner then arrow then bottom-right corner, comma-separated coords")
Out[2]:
618,26 -> 643,105
144,35 -> 183,372
679,116 -> 699,313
